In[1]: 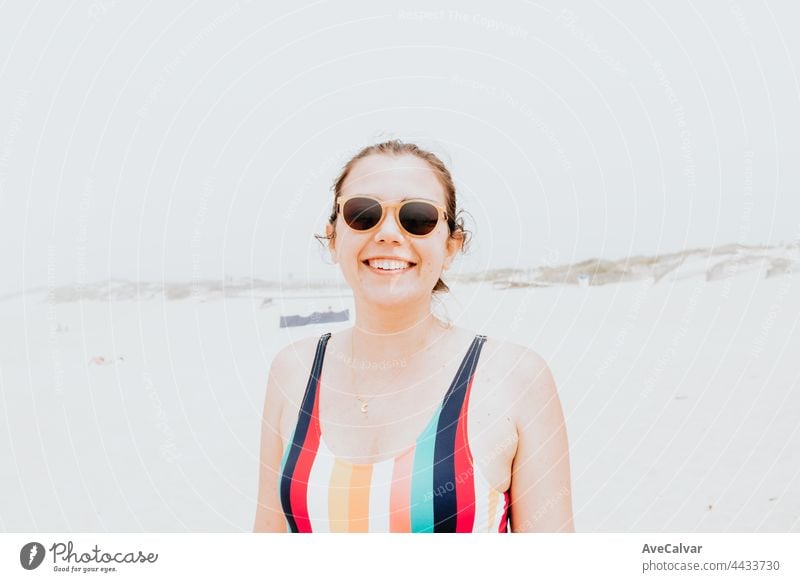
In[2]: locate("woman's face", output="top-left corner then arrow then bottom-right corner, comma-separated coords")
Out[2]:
326,154 -> 462,307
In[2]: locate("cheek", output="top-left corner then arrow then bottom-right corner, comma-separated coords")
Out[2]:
334,234 -> 367,274
418,240 -> 448,270
334,228 -> 357,256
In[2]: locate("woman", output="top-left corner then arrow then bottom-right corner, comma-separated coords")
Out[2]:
254,140 -> 574,533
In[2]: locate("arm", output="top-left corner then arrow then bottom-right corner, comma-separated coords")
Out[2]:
509,351 -> 574,532
253,352 -> 290,532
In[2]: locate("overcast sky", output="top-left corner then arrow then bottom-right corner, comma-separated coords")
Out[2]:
1,0 -> 798,295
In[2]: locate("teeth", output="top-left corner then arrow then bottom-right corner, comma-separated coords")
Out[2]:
367,259 -> 412,271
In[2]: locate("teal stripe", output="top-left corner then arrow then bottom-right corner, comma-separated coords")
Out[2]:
409,407 -> 441,532
278,427 -> 295,481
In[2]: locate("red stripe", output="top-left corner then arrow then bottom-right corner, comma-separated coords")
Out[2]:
498,490 -> 510,532
288,376 -> 322,533
454,373 -> 476,532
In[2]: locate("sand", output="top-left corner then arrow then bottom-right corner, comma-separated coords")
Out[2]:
1,243 -> 798,531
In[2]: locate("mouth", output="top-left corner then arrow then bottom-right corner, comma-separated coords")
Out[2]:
362,258 -> 417,274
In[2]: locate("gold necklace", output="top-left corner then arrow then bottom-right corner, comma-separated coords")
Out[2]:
349,322 -> 451,414
354,394 -> 373,414
350,331 -> 375,414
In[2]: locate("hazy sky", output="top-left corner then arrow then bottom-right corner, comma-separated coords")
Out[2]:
1,0 -> 799,295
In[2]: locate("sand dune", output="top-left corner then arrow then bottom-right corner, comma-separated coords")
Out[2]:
469,242 -> 799,289
4,242 -> 796,304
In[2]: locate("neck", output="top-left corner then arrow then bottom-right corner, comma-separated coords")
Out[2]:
351,298 -> 451,366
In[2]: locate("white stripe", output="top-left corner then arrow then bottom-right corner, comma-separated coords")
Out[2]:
306,441 -> 336,533
472,469 -> 492,532
367,459 -> 394,532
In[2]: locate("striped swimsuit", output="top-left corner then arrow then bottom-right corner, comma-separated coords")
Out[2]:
279,333 -> 510,533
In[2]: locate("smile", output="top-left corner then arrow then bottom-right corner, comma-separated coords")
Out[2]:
362,259 -> 416,273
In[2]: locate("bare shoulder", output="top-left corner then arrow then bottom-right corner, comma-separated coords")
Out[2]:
479,336 -> 558,422
479,336 -> 552,385
268,334 -> 325,408
271,335 -> 322,373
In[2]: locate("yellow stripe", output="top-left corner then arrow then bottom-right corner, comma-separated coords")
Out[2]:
348,464 -> 373,533
328,459 -> 351,532
487,489 -> 499,532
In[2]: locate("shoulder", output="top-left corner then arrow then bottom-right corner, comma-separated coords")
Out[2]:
479,335 -> 552,385
479,336 -> 558,423
271,335 -> 319,373
272,333 -> 329,366
268,334 -> 328,404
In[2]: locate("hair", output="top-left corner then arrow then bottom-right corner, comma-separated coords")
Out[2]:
316,140 -> 471,294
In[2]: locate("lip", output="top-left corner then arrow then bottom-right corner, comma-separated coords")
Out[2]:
362,258 -> 417,275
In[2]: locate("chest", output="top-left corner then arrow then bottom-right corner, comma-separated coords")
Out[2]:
279,351 -> 518,493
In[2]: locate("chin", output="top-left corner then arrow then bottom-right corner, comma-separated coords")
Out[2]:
356,282 -> 431,306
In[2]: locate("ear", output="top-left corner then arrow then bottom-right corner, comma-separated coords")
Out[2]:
443,230 -> 463,270
325,223 -> 338,263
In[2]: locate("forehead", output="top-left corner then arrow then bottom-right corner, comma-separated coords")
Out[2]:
341,154 -> 446,204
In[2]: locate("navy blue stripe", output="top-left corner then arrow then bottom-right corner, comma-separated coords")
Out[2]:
432,335 -> 487,532
279,333 -> 331,533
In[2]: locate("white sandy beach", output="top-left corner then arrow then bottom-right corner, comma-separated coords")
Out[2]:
1,243 -> 798,532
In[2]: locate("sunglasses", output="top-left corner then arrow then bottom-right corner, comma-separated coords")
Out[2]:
336,195 -> 448,238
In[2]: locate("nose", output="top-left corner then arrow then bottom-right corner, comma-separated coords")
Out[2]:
373,206 -> 405,243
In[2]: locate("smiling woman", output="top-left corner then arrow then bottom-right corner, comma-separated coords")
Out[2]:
254,140 -> 575,533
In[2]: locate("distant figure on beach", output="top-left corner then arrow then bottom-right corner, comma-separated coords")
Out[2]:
88,355 -> 124,366
254,140 -> 574,533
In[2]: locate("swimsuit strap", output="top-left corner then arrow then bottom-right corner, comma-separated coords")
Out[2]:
279,332 -> 331,533
298,332 -> 331,433
430,334 -> 486,531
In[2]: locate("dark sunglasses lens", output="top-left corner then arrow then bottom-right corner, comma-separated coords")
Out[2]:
399,201 -> 440,236
342,197 -> 382,231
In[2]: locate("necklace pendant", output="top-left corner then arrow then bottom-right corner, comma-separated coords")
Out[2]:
360,402 -> 369,414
